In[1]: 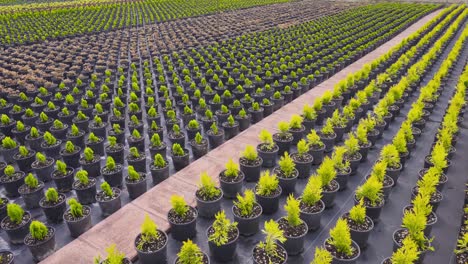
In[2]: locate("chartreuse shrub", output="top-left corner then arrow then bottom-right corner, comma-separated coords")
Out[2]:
95,244 -> 126,264
209,210 -> 238,246
2,137 -> 16,149
259,129 -> 275,150
401,211 -> 433,251
7,203 -> 24,224
101,182 -> 113,197
455,233 -> 468,255
177,240 -> 204,264
45,188 -> 59,203
349,200 -> 366,225
302,176 -> 322,206
29,220 -> 48,240
331,146 -> 350,172
356,176 -> 383,206
224,159 -> 239,178
171,195 -> 188,217
153,154 -> 166,168
4,165 -> 15,178
25,173 -> 38,189
380,144 -> 400,168
328,218 -> 354,256
19,145 -> 29,157
284,195 -> 301,227
234,189 -> 256,217
128,166 -> 140,181
311,247 -> 333,264
198,172 -> 220,199
68,198 -> 83,218
307,130 -> 324,148
278,152 -> 295,178
258,220 -> 286,260
317,157 -> 336,188
137,214 -> 160,250
256,171 -> 279,196
391,237 -> 420,264
76,170 -> 89,185
172,143 -> 185,156
242,145 -> 258,161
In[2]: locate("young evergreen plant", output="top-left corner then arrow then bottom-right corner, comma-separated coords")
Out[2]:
257,220 -> 286,261
256,171 -> 279,196
328,218 -> 354,256
209,210 -> 238,246
170,195 -> 188,217
177,240 -> 204,264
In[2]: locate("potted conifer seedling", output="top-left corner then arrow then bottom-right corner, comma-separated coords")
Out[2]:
332,147 -> 351,191
135,214 -> 168,264
24,220 -> 56,262
324,219 -> 360,263
343,201 -> 374,249
252,220 -> 287,264
25,127 -> 43,152
382,237 -> 420,264
299,176 -> 325,231
41,132 -> 61,160
19,173 -> 44,209
60,141 -> 81,168
171,143 -> 189,171
355,177 -> 384,221
190,132 -> 209,159
51,160 -> 74,192
302,105 -> 317,132
167,195 -> 198,241
307,130 -> 326,165
278,196 -> 308,255
257,129 -> 279,168
239,145 -> 263,182
128,129 -> 145,152
175,240 -> 209,264
150,154 -> 169,185
233,189 -> 262,236
207,123 -> 224,149
222,115 -> 239,140
318,158 -> 339,208
72,170 -> 97,205
367,161 -> 394,200
319,120 -> 337,152
32,152 -> 54,182
66,124 -> 85,149
380,145 -> 402,184
79,147 -> 101,177
64,198 -> 92,238
292,139 -> 313,179
255,171 -> 282,214
1,165 -> 25,197
105,136 -> 124,165
355,125 -> 372,162
311,247 -> 333,264
14,146 -> 35,173
288,115 -> 305,144
273,121 -> 293,155
102,156 -> 123,188
96,182 -> 121,217
207,211 -> 239,262
40,188 -> 66,223
196,173 -> 223,218
1,136 -> 18,164
404,194 -> 437,237
149,133 -> 167,159
273,152 -> 298,195
219,159 -> 244,199
235,108 -> 251,131
343,134 -> 362,175
125,165 -> 147,199
1,203 -> 31,244
95,244 -> 131,263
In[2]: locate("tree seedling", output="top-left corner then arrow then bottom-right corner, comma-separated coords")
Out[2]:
101,182 -> 113,197
208,210 -> 238,246
278,152 -> 295,178
257,220 -> 286,261
171,195 -> 188,217
128,166 -> 141,181
256,171 -> 279,196
234,189 -> 256,217
25,173 -> 39,189
76,170 -> 89,186
29,220 -> 48,240
68,198 -> 84,218
177,240 -> 204,264
328,218 -> 353,256
137,214 -> 160,250
7,203 -> 24,225
198,172 -> 220,199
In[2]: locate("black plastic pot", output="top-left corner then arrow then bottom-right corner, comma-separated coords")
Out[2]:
358,142 -> 372,162
41,141 -> 62,160
219,170 -> 244,199
300,200 -> 325,232
235,115 -> 251,131
1,172 -> 26,197
40,194 -> 67,223
60,147 -> 81,168
1,212 -> 31,244
386,163 -> 402,184
190,139 -> 209,160
96,188 -> 122,217
346,213 -> 374,249
240,157 -> 263,182
292,153 -> 313,179
255,185 -> 282,214
289,126 -> 305,144
25,135 -> 43,152
72,178 -> 97,205
171,149 -> 190,171
309,145 -> 325,165
106,144 -> 125,165
19,182 -> 45,209
24,226 -> 56,262
150,164 -> 169,185
125,174 -> 147,200
322,180 -> 339,208
320,133 -> 336,153
79,156 -> 101,177
51,167 -> 74,193
354,196 -> 384,222
222,122 -> 240,140
280,218 -> 307,256
32,158 -> 55,182
233,203 -> 262,236
336,168 -> 351,191
64,206 -> 92,238
1,145 -> 18,164
14,151 -> 35,173
257,144 -> 278,168
207,226 -> 239,262
196,190 -> 223,218
102,165 -> 123,188
135,231 -> 168,264
207,130 -> 225,149
168,207 -> 198,241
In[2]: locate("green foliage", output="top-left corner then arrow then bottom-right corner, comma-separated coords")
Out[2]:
371,160 -> 387,182
39,112 -> 48,123
278,152 -> 296,178
56,160 -> 67,175
29,220 -> 48,240
307,130 -> 324,148
87,132 -> 100,143
70,124 -> 80,136
129,147 -> 140,159
455,233 -> 468,255
198,172 -> 221,199
289,114 -> 303,130
137,214 -> 160,250
311,247 -> 333,264
224,159 -> 239,178
19,145 -> 29,157
321,120 -> 335,136
83,147 -> 95,162
101,182 -> 114,197
317,157 -> 336,187
64,141 -> 75,153
303,105 -> 317,121
259,129 -> 274,150
416,169 -> 439,198
430,142 -> 448,171
35,152 -> 47,164
256,171 -> 279,196
380,144 -> 400,168
45,188 -> 59,203
195,132 -> 204,145
227,115 -> 235,126
297,139 -> 310,156
43,131 -> 57,146
68,198 -> 83,218
344,134 -> 360,156
4,165 -> 14,177
355,124 -> 369,145
153,154 -> 166,168
106,157 -> 116,171
355,176 -> 383,206
284,195 -> 301,227
150,133 -> 162,147
209,210 -> 238,246
238,108 -> 247,118
301,174 -> 322,206
102,244 -> 126,264
177,240 -> 204,264
331,146 -> 350,172
411,193 -> 432,218
172,143 -> 185,156
209,122 -> 219,135
131,129 -> 141,139
7,203 -> 24,224
328,218 -> 353,256
128,166 -> 141,181
257,220 -> 286,260
0,114 -> 10,125
25,173 -> 39,189
16,121 -> 25,132
401,211 -> 432,251
349,200 -> 366,225
76,170 -> 89,185
234,189 -> 256,217
171,195 -> 188,217
391,237 -> 420,264
393,131 -> 408,154
53,119 -> 64,130
76,111 -> 88,121
241,145 -> 258,161
188,120 -> 199,130
2,137 -> 17,149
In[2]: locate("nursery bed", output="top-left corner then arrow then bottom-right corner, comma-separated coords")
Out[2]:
159,16 -> 468,264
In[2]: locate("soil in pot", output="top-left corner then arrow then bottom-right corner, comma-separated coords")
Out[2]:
253,243 -> 287,264
196,188 -> 223,218
233,202 -> 262,236
300,199 -> 325,232
135,230 -> 168,264
0,251 -> 13,264
168,206 -> 198,241
278,217 -> 307,256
